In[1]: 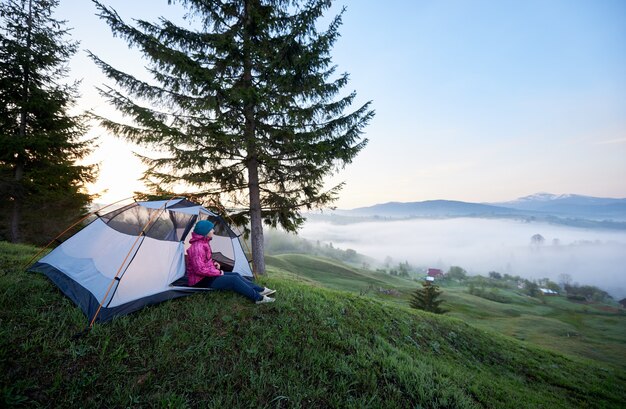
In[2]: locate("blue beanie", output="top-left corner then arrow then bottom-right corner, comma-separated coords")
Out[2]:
194,220 -> 215,236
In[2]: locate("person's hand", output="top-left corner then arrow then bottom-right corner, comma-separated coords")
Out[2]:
214,261 -> 221,270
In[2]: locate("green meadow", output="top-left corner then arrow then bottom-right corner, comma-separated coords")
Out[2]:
267,253 -> 626,372
1,242 -> 625,408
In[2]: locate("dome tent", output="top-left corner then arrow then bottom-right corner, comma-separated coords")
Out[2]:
28,198 -> 253,324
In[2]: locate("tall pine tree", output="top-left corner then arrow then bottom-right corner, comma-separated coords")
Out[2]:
410,281 -> 447,314
90,0 -> 373,274
0,0 -> 97,244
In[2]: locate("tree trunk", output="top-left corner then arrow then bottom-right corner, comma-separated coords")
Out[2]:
10,163 -> 23,243
242,0 -> 265,274
247,157 -> 265,275
11,0 -> 33,243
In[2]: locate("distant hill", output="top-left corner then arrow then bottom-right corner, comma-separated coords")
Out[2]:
336,200 -> 523,218
492,193 -> 626,220
328,193 -> 626,225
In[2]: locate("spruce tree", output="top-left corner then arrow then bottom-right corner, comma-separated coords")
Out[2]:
410,281 -> 447,314
90,0 -> 373,274
0,0 -> 97,244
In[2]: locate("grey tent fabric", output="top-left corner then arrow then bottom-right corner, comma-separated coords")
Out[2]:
29,199 -> 253,323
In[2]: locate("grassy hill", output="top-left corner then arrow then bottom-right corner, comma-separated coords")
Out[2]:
1,242 -> 625,408
267,253 -> 626,372
265,254 -> 416,292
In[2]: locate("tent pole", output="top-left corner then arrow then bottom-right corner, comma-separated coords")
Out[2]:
89,196 -> 181,328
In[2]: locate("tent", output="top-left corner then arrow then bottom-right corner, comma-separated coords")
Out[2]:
28,198 -> 253,324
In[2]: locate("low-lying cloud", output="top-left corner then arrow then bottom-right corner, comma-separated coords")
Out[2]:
299,217 -> 626,299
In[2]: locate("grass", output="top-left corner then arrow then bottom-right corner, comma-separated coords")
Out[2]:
440,287 -> 626,369
1,241 -> 625,408
265,252 -> 626,372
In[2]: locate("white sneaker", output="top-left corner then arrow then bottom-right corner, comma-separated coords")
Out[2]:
260,287 -> 276,296
256,295 -> 275,304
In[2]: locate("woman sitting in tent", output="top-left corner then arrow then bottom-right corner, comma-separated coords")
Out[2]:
186,220 -> 275,304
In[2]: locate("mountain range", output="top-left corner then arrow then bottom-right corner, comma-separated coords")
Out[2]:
331,193 -> 626,224
493,193 -> 626,218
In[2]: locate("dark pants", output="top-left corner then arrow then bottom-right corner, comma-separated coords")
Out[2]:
195,272 -> 264,302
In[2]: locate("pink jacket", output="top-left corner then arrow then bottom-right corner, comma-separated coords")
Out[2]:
186,232 -> 222,286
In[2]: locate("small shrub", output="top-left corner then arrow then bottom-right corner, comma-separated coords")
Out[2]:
567,295 -> 587,302
468,285 -> 510,304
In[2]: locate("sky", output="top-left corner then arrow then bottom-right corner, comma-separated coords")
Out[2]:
55,0 -> 626,209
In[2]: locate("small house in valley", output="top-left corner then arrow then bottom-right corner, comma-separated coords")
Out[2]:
427,268 -> 444,279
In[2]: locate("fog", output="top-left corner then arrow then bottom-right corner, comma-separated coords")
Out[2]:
298,218 -> 626,299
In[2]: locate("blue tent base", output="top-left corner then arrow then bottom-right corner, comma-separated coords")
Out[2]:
29,262 -> 206,323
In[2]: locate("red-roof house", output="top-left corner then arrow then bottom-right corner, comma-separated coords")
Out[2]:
427,268 -> 444,278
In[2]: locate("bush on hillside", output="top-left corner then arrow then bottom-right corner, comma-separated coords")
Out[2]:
524,280 -> 543,298
447,266 -> 467,280
564,283 -> 611,302
468,283 -> 510,304
566,294 -> 587,302
466,275 -> 512,290
388,261 -> 414,277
